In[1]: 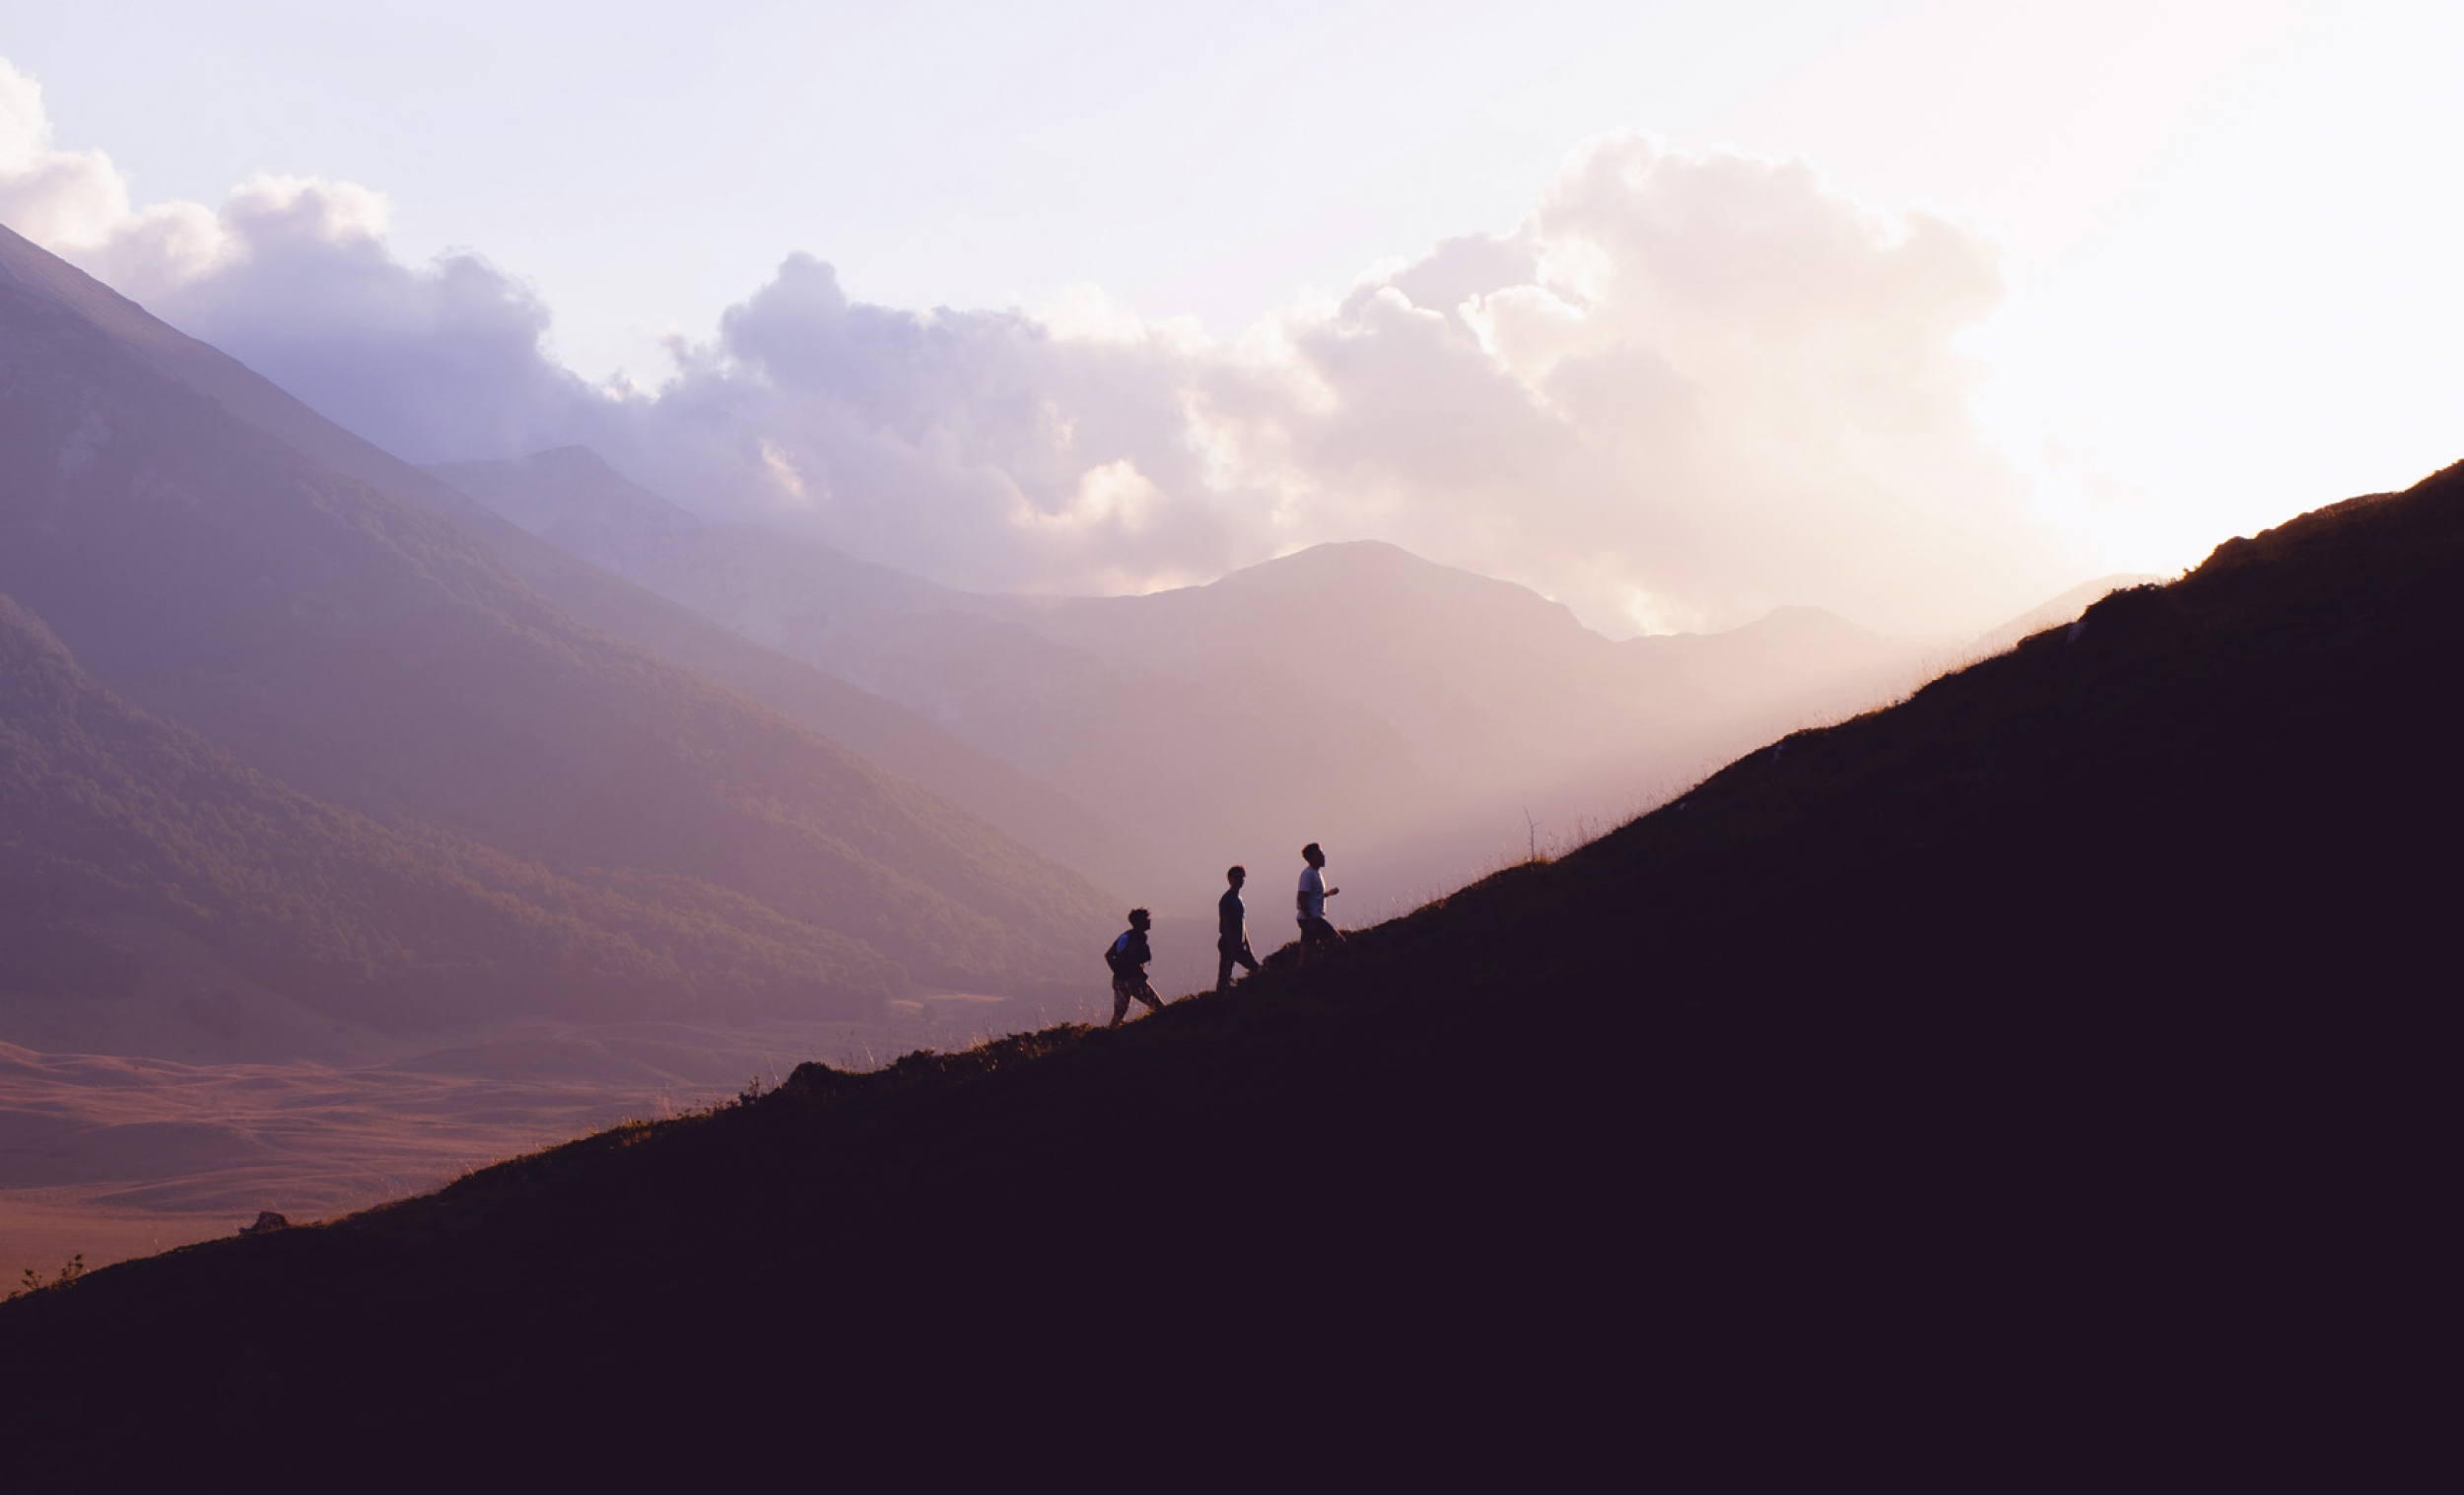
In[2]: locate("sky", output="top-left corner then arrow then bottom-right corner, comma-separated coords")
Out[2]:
2,0 -> 2459,635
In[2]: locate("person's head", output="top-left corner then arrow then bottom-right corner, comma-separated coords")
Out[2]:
1128,908 -> 1151,929
1226,864 -> 1246,888
1302,843 -> 1325,867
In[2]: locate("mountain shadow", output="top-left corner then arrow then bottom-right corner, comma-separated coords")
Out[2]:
3,456 -> 2451,1474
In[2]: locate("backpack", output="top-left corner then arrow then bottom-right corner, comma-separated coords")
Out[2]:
1104,931 -> 1133,978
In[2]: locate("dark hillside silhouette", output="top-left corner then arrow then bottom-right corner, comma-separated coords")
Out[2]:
5,459 -> 2452,1474
1959,568 -> 2162,658
0,227 -> 1114,1009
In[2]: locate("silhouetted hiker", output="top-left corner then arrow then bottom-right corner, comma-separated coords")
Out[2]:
1105,908 -> 1164,1028
1217,865 -> 1261,992
1296,843 -> 1342,964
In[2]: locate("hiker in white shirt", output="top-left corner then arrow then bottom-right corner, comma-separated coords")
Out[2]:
1295,843 -> 1342,964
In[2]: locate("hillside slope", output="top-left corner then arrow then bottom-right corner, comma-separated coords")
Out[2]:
3,465 -> 2453,1474
0,228 -> 1114,1008
0,593 -> 892,1035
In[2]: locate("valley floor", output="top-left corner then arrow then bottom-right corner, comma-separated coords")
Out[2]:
0,994 -> 1055,1276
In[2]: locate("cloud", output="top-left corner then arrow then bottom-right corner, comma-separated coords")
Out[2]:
1173,135 -> 2065,631
2,54 -> 2075,633
1314,136 -> 2047,633
1,60 -> 598,464
0,57 -> 132,246
577,251 -> 1252,595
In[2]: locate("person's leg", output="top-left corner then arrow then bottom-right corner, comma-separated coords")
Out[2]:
1237,941 -> 1260,977
1299,917 -> 1342,959
1217,942 -> 1237,994
1136,980 -> 1165,1013
1109,981 -> 1131,1028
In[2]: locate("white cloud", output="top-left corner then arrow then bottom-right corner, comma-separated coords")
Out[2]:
0,57 -> 130,246
1,62 -> 601,465
1164,134 -> 2067,631
1030,458 -> 1163,532
2,56 -> 2079,634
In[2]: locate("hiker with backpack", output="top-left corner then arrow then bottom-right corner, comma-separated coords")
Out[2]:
1217,865 -> 1261,993
1105,908 -> 1165,1028
1296,843 -> 1342,964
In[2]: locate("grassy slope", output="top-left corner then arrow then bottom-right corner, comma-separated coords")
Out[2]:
2,465 -> 2455,1475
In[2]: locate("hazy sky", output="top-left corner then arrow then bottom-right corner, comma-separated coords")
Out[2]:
4,1 -> 2459,633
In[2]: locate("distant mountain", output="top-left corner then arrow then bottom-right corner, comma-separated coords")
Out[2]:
0,224 -> 1157,904
428,445 -> 952,649
1000,538 -> 1941,809
0,225 -> 1115,1018
0,594 -> 892,1045
434,449 -> 1946,915
10,461 -> 2451,1478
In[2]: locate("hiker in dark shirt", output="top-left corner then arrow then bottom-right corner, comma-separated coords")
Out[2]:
1105,908 -> 1164,1028
1296,843 -> 1342,965
1216,865 -> 1260,993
